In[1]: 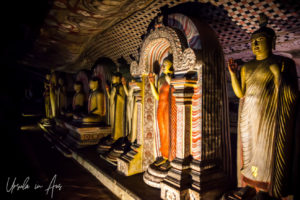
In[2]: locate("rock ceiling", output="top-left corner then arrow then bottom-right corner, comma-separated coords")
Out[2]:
20,0 -> 153,70
20,0 -> 300,73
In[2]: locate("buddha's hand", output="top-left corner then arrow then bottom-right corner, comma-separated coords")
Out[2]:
148,73 -> 155,84
228,58 -> 239,74
121,77 -> 126,85
105,84 -> 110,91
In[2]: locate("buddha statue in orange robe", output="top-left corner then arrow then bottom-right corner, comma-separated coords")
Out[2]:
148,59 -> 176,168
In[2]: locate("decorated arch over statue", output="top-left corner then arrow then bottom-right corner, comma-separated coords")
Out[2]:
118,13 -> 232,200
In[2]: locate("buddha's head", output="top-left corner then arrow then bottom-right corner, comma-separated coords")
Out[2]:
162,59 -> 174,84
112,72 -> 122,85
50,72 -> 57,85
74,81 -> 83,93
250,14 -> 276,60
45,74 -> 51,81
58,77 -> 65,86
89,77 -> 100,91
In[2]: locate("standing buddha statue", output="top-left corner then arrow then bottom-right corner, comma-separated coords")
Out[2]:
49,72 -> 58,118
226,14 -> 299,199
57,77 -> 68,115
106,72 -> 125,141
97,72 -> 125,153
148,58 -> 177,169
43,73 -> 51,118
121,77 -> 138,143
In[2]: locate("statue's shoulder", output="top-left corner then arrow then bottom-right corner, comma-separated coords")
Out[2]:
95,90 -> 104,95
243,59 -> 257,72
78,92 -> 85,97
270,54 -> 295,67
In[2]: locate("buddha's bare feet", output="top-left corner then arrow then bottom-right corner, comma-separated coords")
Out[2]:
222,186 -> 256,200
252,191 -> 274,200
154,157 -> 167,166
159,160 -> 171,170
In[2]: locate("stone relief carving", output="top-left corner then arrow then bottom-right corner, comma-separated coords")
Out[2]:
139,27 -> 185,73
180,48 -> 196,71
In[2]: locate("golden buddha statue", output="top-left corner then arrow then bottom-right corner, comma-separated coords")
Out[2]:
106,72 -> 125,141
98,72 -> 125,153
43,73 -> 51,118
122,77 -> 138,143
49,72 -> 58,118
57,77 -> 68,115
73,77 -> 105,123
148,58 -> 176,169
72,81 -> 85,113
226,14 -> 298,199
64,81 -> 85,118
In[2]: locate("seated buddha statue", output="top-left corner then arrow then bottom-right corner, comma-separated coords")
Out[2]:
73,77 -> 106,124
72,81 -> 85,114
63,81 -> 85,118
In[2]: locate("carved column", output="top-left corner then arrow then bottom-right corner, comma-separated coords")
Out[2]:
161,77 -> 197,200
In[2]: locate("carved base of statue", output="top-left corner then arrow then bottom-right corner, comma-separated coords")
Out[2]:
97,136 -> 116,153
117,143 -> 143,176
143,157 -> 172,188
222,187 -> 274,200
187,159 -> 233,200
64,121 -> 111,149
105,138 -> 131,164
40,117 -> 54,127
97,137 -> 131,165
73,113 -> 105,125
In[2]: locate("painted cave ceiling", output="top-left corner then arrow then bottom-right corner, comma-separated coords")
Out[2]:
16,0 -> 300,73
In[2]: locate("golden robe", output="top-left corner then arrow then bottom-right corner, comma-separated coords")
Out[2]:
238,55 -> 298,198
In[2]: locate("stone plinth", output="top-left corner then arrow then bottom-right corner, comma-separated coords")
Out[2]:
64,121 -> 111,148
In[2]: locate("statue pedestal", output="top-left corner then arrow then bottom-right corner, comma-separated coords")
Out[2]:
143,162 -> 170,188
40,118 -> 54,127
188,159 -> 231,199
160,158 -> 191,200
101,137 -> 131,165
64,121 -> 111,148
117,144 -> 143,176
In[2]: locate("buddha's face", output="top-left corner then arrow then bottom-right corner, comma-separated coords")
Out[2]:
46,74 -> 51,81
58,78 -> 64,86
74,84 -> 82,93
163,60 -> 173,84
251,35 -> 271,57
89,80 -> 98,91
163,60 -> 173,75
112,76 -> 120,84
